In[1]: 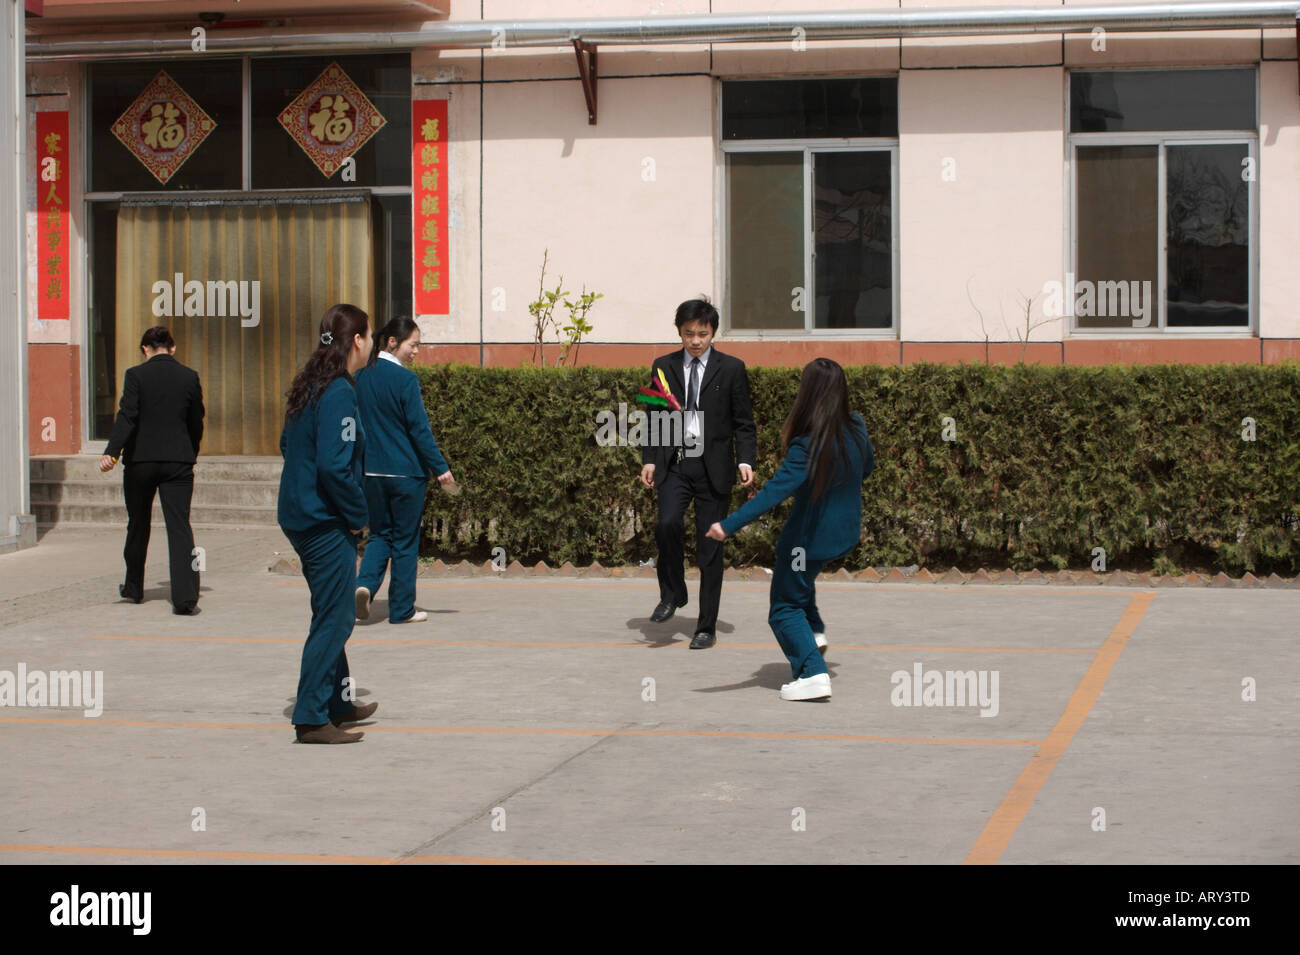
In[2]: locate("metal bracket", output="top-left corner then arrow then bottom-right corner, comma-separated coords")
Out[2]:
572,38 -> 597,125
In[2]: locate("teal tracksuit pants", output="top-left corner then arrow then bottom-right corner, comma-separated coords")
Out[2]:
288,525 -> 358,726
768,530 -> 831,681
356,475 -> 427,623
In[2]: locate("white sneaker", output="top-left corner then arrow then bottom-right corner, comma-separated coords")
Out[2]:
814,632 -> 827,655
355,587 -> 371,620
393,611 -> 428,624
780,673 -> 831,701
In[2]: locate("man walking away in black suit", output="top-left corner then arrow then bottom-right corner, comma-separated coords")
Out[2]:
100,326 -> 205,615
640,299 -> 757,648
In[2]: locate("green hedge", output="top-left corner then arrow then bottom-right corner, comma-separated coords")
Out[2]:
413,362 -> 1300,575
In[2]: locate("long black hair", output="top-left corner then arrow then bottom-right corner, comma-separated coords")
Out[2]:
781,358 -> 865,500
284,303 -> 370,419
369,315 -> 420,366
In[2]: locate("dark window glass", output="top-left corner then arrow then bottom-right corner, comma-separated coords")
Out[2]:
723,78 -> 898,140
251,53 -> 411,188
89,61 -> 242,192
373,194 -> 413,326
1075,145 -> 1159,329
1070,70 -> 1255,133
726,152 -> 804,331
813,151 -> 891,329
1166,144 -> 1249,327
88,201 -> 119,439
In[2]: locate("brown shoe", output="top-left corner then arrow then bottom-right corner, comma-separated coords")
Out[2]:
331,701 -> 379,726
295,722 -> 364,744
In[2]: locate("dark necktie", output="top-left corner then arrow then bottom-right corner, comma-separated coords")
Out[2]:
687,357 -> 700,411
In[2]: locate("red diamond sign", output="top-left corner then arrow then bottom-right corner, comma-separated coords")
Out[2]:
277,62 -> 387,177
110,71 -> 216,185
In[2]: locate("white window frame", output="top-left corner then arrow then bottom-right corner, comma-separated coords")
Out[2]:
1065,68 -> 1259,338
719,136 -> 900,339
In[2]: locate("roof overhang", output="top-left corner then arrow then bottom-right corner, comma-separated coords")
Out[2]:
26,1 -> 1300,59
26,2 -> 1300,125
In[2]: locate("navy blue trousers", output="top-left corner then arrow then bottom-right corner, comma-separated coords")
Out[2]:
356,475 -> 427,623
287,525 -> 358,726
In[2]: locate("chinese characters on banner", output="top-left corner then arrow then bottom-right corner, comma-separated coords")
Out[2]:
412,99 -> 449,315
36,111 -> 69,320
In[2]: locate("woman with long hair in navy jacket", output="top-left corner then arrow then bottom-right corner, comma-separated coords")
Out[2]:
707,358 -> 874,702
278,304 -> 376,744
353,316 -> 455,624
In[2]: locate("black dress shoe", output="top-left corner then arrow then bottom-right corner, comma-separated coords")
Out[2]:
650,599 -> 686,623
332,701 -> 379,726
118,585 -> 142,604
689,631 -> 716,649
173,603 -> 197,615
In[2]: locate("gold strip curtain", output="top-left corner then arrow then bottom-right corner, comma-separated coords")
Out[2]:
115,192 -> 374,456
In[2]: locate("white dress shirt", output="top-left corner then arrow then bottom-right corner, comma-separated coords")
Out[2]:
680,346 -> 750,470
682,347 -> 710,444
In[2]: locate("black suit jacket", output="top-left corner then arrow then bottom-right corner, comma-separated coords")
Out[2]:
641,348 -> 757,496
104,354 -> 205,464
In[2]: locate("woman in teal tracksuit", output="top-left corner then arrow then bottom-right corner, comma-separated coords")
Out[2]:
707,358 -> 874,702
278,303 -> 377,744
353,316 -> 455,625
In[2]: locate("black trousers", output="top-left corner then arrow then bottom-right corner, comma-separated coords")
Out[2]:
122,461 -> 199,610
655,455 -> 727,634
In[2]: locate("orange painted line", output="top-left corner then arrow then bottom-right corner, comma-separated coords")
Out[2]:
274,580 -> 659,589
965,592 -> 1156,866
0,716 -> 1041,747
846,645 -> 1098,654
396,855 -> 606,865
0,716 -> 295,730
0,844 -> 603,865
87,634 -> 1097,653
90,634 -> 299,644
271,578 -> 1142,596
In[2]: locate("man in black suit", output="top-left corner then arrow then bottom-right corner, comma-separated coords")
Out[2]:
100,326 -> 205,614
640,299 -> 756,649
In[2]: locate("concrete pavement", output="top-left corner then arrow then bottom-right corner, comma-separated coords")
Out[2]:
0,525 -> 1296,864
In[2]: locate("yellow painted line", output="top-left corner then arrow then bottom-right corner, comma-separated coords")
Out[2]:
0,716 -> 1042,747
965,592 -> 1156,865
86,634 -> 1098,653
0,844 -> 603,865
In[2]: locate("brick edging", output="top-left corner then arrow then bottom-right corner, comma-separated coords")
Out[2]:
265,557 -> 1299,588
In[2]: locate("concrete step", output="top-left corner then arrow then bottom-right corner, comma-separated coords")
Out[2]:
34,501 -> 279,526
32,479 -> 279,507
32,455 -> 284,528
32,455 -> 283,483
32,457 -> 284,527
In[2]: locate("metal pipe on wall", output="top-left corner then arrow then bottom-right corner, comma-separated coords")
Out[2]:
26,1 -> 1300,61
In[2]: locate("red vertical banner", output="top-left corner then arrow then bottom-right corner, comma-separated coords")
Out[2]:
412,99 -> 449,315
36,111 -> 70,320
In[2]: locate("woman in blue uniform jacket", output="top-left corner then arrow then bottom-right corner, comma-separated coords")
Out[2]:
707,358 -> 874,702
353,316 -> 455,624
278,303 -> 377,744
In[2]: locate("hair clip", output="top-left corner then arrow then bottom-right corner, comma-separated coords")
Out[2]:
320,331 -> 334,346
